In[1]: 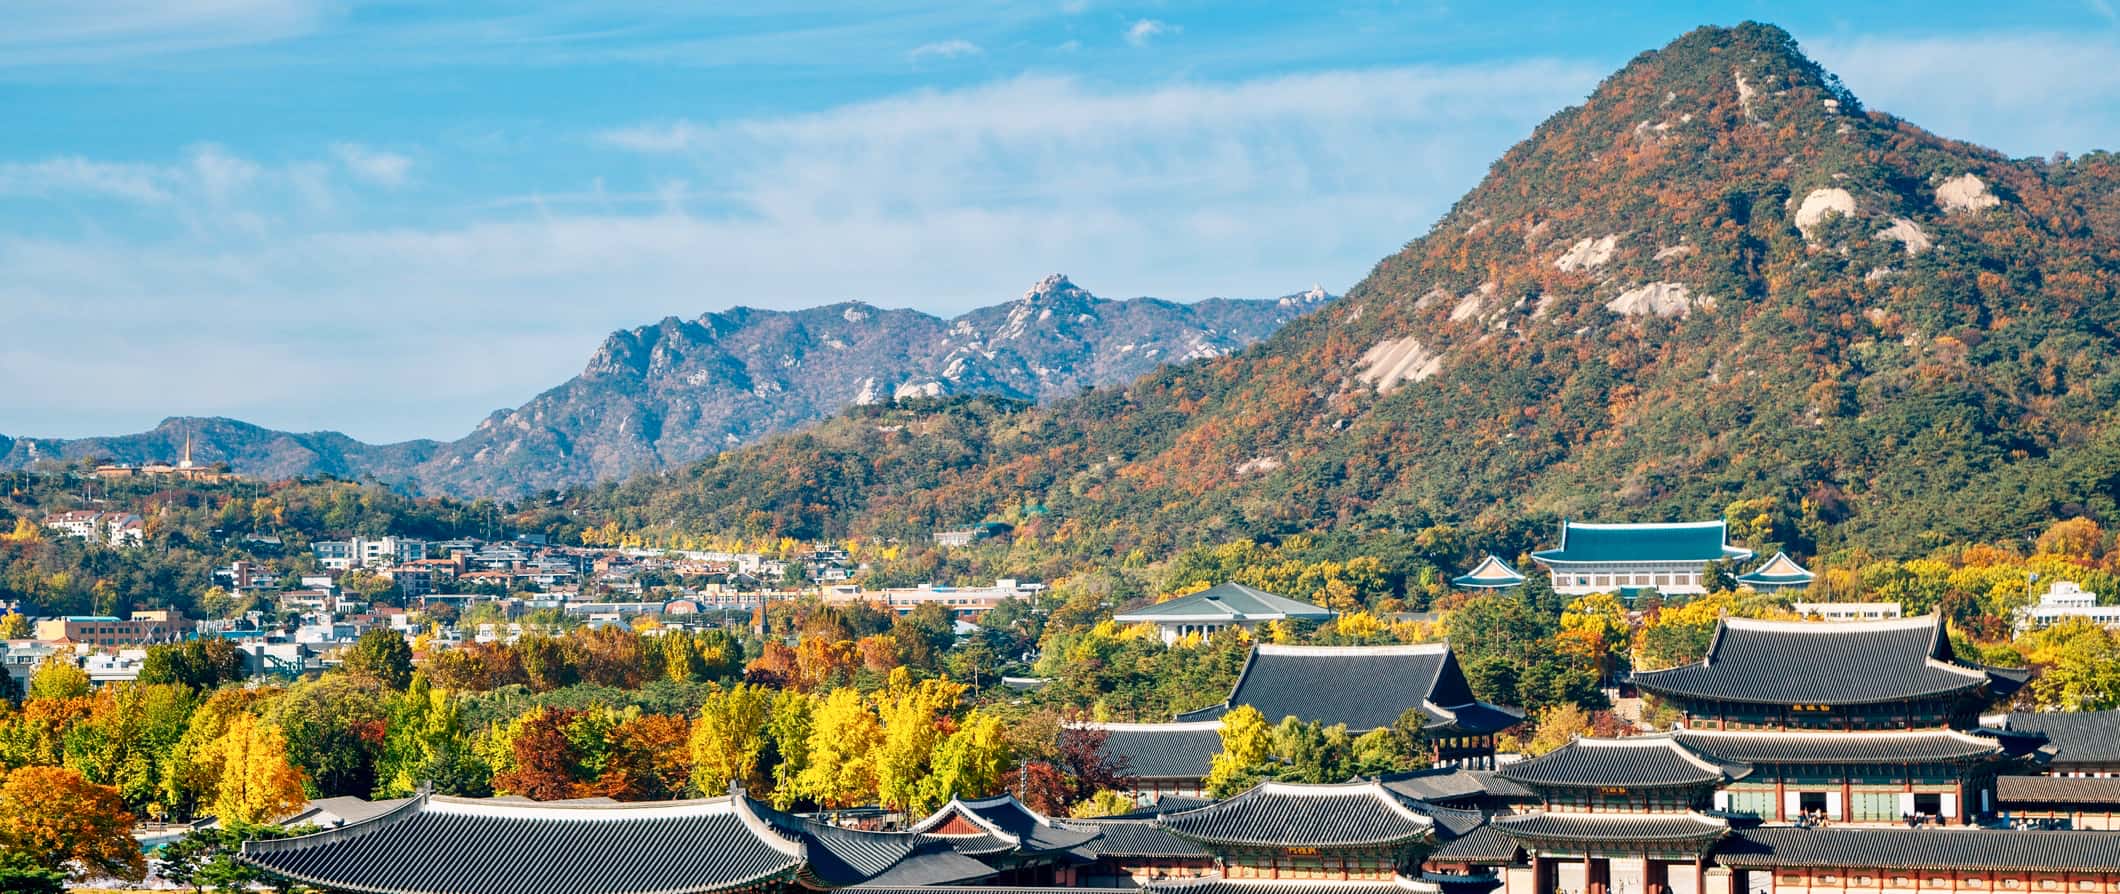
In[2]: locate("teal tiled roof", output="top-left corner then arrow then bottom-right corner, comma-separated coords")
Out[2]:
1531,520 -> 1752,565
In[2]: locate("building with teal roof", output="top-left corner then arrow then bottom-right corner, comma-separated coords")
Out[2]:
1529,520 -> 1753,597
1734,551 -> 1815,592
1451,555 -> 1526,590
1111,582 -> 1334,645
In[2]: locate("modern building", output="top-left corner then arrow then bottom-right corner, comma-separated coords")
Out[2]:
1530,521 -> 1753,597
2014,581 -> 2120,634
1113,582 -> 1336,644
1734,552 -> 1814,592
1452,556 -> 1527,590
33,609 -> 192,647
1788,601 -> 1902,622
1178,643 -> 1522,768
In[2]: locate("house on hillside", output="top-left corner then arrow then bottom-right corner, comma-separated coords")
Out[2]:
1529,520 -> 1753,597
1111,582 -> 1333,644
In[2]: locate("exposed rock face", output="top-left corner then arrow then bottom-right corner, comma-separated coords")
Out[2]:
1794,188 -> 1856,236
1355,336 -> 1442,392
1936,174 -> 2000,213
4,278 -> 1329,495
1876,218 -> 1932,255
1605,282 -> 1708,318
1555,235 -> 1621,272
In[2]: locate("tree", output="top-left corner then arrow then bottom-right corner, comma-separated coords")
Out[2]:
141,640 -> 244,692
1701,560 -> 1737,594
342,629 -> 414,690
794,688 -> 882,808
375,676 -> 485,798
1069,789 -> 1137,818
765,692 -> 814,809
1557,593 -> 1633,685
0,852 -> 64,894
689,683 -> 774,793
266,675 -> 389,797
490,708 -> 590,801
1521,704 -> 1591,757
0,765 -> 145,881
922,710 -> 1010,808
2018,619 -> 2120,710
597,713 -> 692,801
0,611 -> 30,640
25,656 -> 89,702
873,670 -> 965,812
1206,705 -> 1271,797
207,714 -> 307,826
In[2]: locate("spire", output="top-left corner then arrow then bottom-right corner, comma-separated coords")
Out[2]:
179,426 -> 195,469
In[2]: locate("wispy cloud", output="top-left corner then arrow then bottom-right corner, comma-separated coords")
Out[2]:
0,158 -> 172,204
1126,18 -> 1171,47
1,0 -> 333,65
332,143 -> 414,187
908,38 -> 982,61
1807,31 -> 2120,157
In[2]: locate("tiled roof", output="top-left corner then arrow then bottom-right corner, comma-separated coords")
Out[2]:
1114,583 -> 1335,623
1674,729 -> 2002,764
857,879 -> 1437,894
907,795 -> 1100,854
240,794 -> 801,894
1736,552 -> 1814,586
1060,819 -> 1213,858
1377,767 -> 1492,804
1716,827 -> 2120,872
1156,781 -> 1438,849
1427,824 -> 1521,864
1452,556 -> 1525,589
1991,712 -> 2120,765
1204,644 -> 1520,735
1530,521 -> 1751,565
1466,771 -> 1538,801
736,794 -> 991,888
1500,737 -> 1748,789
1996,775 -> 2120,806
1080,721 -> 1223,780
1630,616 -> 1991,706
1493,812 -> 1728,845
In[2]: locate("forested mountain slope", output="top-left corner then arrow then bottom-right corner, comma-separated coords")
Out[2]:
575,23 -> 2120,559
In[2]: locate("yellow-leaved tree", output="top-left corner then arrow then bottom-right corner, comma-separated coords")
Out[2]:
873,670 -> 965,813
688,683 -> 774,793
794,688 -> 883,808
1205,705 -> 1271,797
208,713 -> 307,826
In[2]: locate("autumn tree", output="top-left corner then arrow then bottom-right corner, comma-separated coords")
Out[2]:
206,714 -> 307,826
25,656 -> 89,702
922,710 -> 1010,809
1205,705 -> 1271,797
765,692 -> 814,809
689,683 -> 774,794
375,676 -> 485,797
794,688 -> 882,808
0,765 -> 145,881
1521,704 -> 1592,757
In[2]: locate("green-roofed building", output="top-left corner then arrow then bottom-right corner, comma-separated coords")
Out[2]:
1112,582 -> 1335,645
1529,520 -> 1753,597
1734,551 -> 1815,592
1452,555 -> 1526,590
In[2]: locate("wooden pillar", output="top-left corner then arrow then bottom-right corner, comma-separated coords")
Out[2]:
1775,776 -> 1787,822
1842,779 -> 1854,823
1589,857 -> 1610,894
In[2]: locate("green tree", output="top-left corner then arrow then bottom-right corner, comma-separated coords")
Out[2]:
922,710 -> 1010,808
765,692 -> 814,809
375,676 -> 485,797
342,629 -> 414,690
25,657 -> 89,702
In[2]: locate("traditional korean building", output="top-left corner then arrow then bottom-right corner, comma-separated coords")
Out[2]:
905,794 -> 1102,884
1080,720 -> 1226,798
1114,583 -> 1337,644
1734,552 -> 1814,593
1985,711 -> 2120,776
1488,737 -> 1744,894
1530,521 -> 1753,597
1178,643 -> 1523,768
1630,616 -> 2033,825
1153,779 -> 1480,882
1453,556 -> 1527,590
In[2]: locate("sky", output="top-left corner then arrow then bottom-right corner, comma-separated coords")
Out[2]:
3,2 -> 2118,444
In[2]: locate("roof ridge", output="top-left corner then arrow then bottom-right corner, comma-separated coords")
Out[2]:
1564,520 -> 1728,530
1255,643 -> 1450,656
1721,614 -> 1941,633
424,794 -> 738,819
1072,720 -> 1227,731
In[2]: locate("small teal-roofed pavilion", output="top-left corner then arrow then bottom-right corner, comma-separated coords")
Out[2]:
1112,582 -> 1334,645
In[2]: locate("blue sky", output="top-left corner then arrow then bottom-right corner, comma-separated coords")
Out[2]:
4,1 -> 2118,443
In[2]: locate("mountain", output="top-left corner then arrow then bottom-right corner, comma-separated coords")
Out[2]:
0,278 -> 1329,494
573,23 -> 2120,558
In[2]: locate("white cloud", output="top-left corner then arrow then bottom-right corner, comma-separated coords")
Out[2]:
14,60 -> 1601,440
1125,18 -> 1171,47
332,143 -> 414,187
1,0 -> 331,65
1805,32 -> 2120,158
0,158 -> 172,203
908,38 -> 982,61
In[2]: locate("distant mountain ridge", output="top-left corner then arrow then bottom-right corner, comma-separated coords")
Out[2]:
570,23 -> 2120,557
0,277 -> 1330,494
